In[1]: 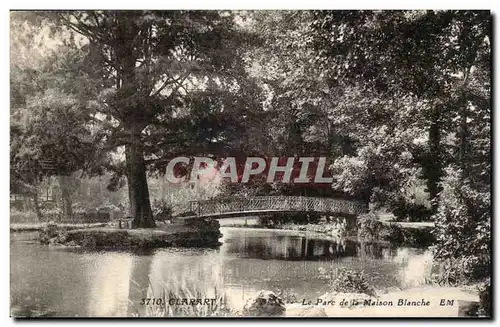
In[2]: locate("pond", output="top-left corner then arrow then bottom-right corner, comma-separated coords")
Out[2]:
10,226 -> 433,317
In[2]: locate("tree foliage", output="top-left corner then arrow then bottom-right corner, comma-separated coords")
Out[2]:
11,11 -> 263,227
307,10 -> 490,282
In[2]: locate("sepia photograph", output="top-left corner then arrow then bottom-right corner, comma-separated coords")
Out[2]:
9,9 -> 491,318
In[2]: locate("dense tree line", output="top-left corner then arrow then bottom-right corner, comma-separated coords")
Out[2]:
306,10 -> 490,283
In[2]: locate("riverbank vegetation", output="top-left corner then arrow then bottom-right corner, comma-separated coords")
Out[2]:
38,220 -> 221,249
10,222 -> 108,232
357,213 -> 435,247
318,267 -> 377,297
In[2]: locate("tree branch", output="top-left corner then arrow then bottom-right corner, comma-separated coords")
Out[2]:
151,76 -> 175,97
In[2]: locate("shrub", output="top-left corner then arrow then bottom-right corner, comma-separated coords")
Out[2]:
177,211 -> 196,217
390,198 -> 433,222
267,212 -> 321,226
38,222 -> 63,244
400,226 -> 435,247
152,199 -> 172,221
356,212 -> 382,240
432,168 -> 490,285
380,224 -> 435,247
357,213 -> 435,246
318,267 -> 376,297
272,288 -> 298,304
431,257 -> 490,286
243,290 -> 285,317
478,280 -> 491,317
10,209 -> 38,223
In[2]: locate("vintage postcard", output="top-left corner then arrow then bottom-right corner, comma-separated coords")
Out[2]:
9,9 -> 491,318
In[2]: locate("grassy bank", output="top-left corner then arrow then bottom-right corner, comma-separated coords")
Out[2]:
10,222 -> 109,232
37,220 -> 222,249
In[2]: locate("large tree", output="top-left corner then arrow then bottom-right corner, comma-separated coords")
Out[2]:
12,11 -> 261,227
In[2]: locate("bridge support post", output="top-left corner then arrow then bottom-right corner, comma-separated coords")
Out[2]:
301,237 -> 307,258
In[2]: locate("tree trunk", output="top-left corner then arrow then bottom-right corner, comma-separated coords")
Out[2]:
458,68 -> 471,173
32,193 -> 42,221
115,15 -> 155,228
58,175 -> 73,221
458,96 -> 469,170
23,195 -> 31,212
125,136 -> 155,228
427,104 -> 443,213
160,179 -> 166,199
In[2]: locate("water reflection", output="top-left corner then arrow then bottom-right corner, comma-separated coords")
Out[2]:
222,228 -> 395,261
393,248 -> 434,288
86,254 -> 133,317
10,227 -> 433,317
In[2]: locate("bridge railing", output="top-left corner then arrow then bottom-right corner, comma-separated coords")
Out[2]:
188,196 -> 366,217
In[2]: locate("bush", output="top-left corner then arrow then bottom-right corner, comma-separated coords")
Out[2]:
357,213 -> 434,246
10,209 -> 38,223
10,208 -> 66,223
380,224 -> 435,247
432,168 -> 490,285
318,267 -> 376,297
390,199 -> 433,222
177,211 -> 196,217
39,222 -> 63,244
272,288 -> 298,304
478,280 -> 491,317
431,257 -> 490,286
243,291 -> 285,317
356,212 -> 382,240
152,199 -> 172,221
267,212 -> 321,226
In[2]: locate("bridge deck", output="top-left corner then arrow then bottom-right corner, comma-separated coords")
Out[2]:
176,196 -> 367,220
177,209 -> 359,220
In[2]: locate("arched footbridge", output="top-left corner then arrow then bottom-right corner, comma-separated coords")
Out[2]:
177,196 -> 367,220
